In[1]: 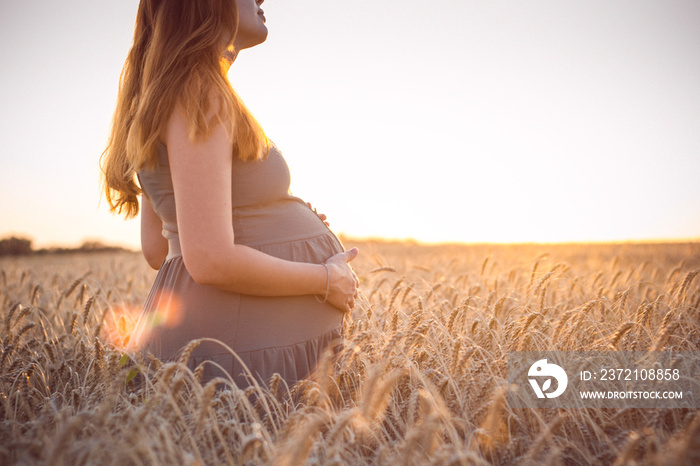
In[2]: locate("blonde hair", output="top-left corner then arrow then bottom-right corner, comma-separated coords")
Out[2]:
101,0 -> 269,218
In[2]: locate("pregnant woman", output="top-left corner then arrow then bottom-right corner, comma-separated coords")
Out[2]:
100,0 -> 359,387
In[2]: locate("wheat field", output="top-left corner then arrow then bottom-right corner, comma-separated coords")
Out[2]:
1,241 -> 699,465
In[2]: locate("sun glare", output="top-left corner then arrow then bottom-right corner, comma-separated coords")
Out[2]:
103,292 -> 183,351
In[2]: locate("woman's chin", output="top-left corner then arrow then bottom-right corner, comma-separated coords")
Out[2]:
234,31 -> 268,51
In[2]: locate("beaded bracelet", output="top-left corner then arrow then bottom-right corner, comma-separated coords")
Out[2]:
315,263 -> 330,303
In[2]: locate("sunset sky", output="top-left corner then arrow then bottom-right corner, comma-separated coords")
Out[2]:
1,0 -> 699,249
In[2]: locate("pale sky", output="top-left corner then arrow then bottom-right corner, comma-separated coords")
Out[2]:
1,0 -> 699,248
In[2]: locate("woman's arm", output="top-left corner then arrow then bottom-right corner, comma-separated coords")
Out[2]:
165,106 -> 358,312
140,195 -> 169,270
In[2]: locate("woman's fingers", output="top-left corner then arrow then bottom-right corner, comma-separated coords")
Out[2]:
344,247 -> 359,262
307,202 -> 330,226
327,248 -> 358,266
325,248 -> 360,312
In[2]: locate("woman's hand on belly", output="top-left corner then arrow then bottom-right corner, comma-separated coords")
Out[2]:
325,248 -> 360,313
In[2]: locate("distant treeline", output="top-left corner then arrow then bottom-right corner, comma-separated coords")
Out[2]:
0,236 -> 131,256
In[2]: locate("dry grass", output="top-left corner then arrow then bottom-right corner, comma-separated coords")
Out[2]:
1,241 -> 699,465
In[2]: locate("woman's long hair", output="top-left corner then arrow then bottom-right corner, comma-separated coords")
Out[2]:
101,0 -> 269,218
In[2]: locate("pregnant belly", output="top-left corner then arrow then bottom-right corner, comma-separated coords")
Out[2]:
234,293 -> 344,351
233,198 -> 344,257
230,199 -> 347,350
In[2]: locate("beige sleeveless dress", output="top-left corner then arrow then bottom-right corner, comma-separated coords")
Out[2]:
134,144 -> 345,388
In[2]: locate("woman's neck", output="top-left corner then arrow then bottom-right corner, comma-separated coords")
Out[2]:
222,47 -> 237,70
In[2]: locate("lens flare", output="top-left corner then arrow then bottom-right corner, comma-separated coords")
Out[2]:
104,291 -> 182,351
